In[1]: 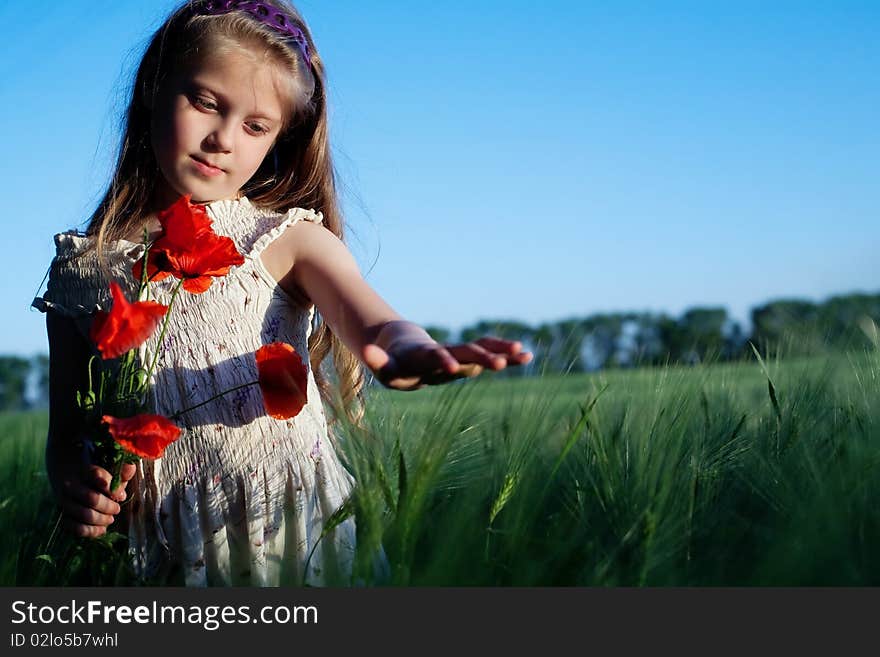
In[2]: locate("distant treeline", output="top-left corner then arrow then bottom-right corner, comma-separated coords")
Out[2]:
3,292 -> 877,411
423,291 -> 880,376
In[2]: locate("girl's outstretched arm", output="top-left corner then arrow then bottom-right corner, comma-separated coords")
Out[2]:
264,221 -> 532,390
46,313 -> 135,537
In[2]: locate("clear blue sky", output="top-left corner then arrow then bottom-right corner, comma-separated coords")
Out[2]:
2,0 -> 877,356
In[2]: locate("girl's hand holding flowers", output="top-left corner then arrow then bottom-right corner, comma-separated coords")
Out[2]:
48,459 -> 137,538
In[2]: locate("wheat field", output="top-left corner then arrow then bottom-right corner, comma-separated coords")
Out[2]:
2,349 -> 878,585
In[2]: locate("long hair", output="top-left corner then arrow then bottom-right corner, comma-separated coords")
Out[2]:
85,0 -> 365,420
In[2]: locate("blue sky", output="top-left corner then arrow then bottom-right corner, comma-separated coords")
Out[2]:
2,1 -> 877,356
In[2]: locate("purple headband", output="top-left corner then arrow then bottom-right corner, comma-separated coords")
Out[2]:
191,1 -> 312,69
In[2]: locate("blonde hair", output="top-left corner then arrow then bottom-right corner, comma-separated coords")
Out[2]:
85,0 -> 365,420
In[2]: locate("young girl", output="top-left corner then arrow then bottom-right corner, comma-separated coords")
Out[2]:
32,0 -> 531,586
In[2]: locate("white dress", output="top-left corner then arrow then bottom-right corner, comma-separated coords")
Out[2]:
34,197 -> 361,586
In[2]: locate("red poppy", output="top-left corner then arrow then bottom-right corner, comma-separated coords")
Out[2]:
90,282 -> 168,360
255,342 -> 308,419
133,195 -> 244,294
102,413 -> 182,459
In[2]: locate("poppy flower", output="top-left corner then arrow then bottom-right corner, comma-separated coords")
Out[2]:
102,413 -> 182,459
90,282 -> 168,360
133,195 -> 244,294
255,342 -> 308,419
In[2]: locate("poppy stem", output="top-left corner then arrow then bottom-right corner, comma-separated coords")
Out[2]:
144,279 -> 184,387
86,354 -> 96,398
126,349 -> 141,397
127,350 -> 138,398
98,360 -> 106,412
119,350 -> 131,398
108,457 -> 123,493
169,380 -> 259,420
138,227 -> 150,302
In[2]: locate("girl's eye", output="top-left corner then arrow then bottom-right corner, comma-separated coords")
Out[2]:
193,96 -> 217,111
246,122 -> 269,135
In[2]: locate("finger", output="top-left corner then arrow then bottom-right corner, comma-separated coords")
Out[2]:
88,464 -> 130,499
428,345 -> 461,374
363,344 -> 419,390
112,463 -> 137,501
384,342 -> 460,376
61,516 -> 107,539
447,343 -> 507,370
87,465 -> 115,495
365,342 -> 460,385
120,463 -> 137,482
474,337 -> 524,355
384,345 -> 460,389
66,480 -> 122,517
472,338 -> 533,367
61,497 -> 117,527
420,364 -> 483,386
362,343 -> 392,373
363,344 -> 404,386
385,375 -> 426,391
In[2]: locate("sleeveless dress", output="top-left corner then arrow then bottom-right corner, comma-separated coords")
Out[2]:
33,197 -> 364,586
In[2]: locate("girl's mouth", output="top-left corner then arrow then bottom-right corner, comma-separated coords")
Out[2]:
190,155 -> 224,177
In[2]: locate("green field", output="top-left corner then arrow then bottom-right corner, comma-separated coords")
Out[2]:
3,349 -> 878,585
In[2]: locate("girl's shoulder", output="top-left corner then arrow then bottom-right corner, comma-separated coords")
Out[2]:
47,229 -> 142,292
214,196 -> 324,230
31,231 -> 140,335
210,197 -> 324,262
48,228 -> 145,265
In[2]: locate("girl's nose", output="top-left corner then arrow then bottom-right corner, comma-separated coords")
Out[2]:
205,122 -> 234,153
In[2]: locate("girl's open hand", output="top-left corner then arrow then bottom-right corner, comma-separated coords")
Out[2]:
363,331 -> 533,391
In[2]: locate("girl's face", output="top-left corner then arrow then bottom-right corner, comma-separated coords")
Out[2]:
150,48 -> 291,205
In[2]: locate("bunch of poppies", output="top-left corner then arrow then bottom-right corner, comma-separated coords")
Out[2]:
78,196 -> 308,489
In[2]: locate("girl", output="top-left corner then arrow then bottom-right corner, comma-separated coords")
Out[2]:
33,0 -> 531,586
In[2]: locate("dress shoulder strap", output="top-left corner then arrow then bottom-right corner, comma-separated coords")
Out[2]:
207,198 -> 324,261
